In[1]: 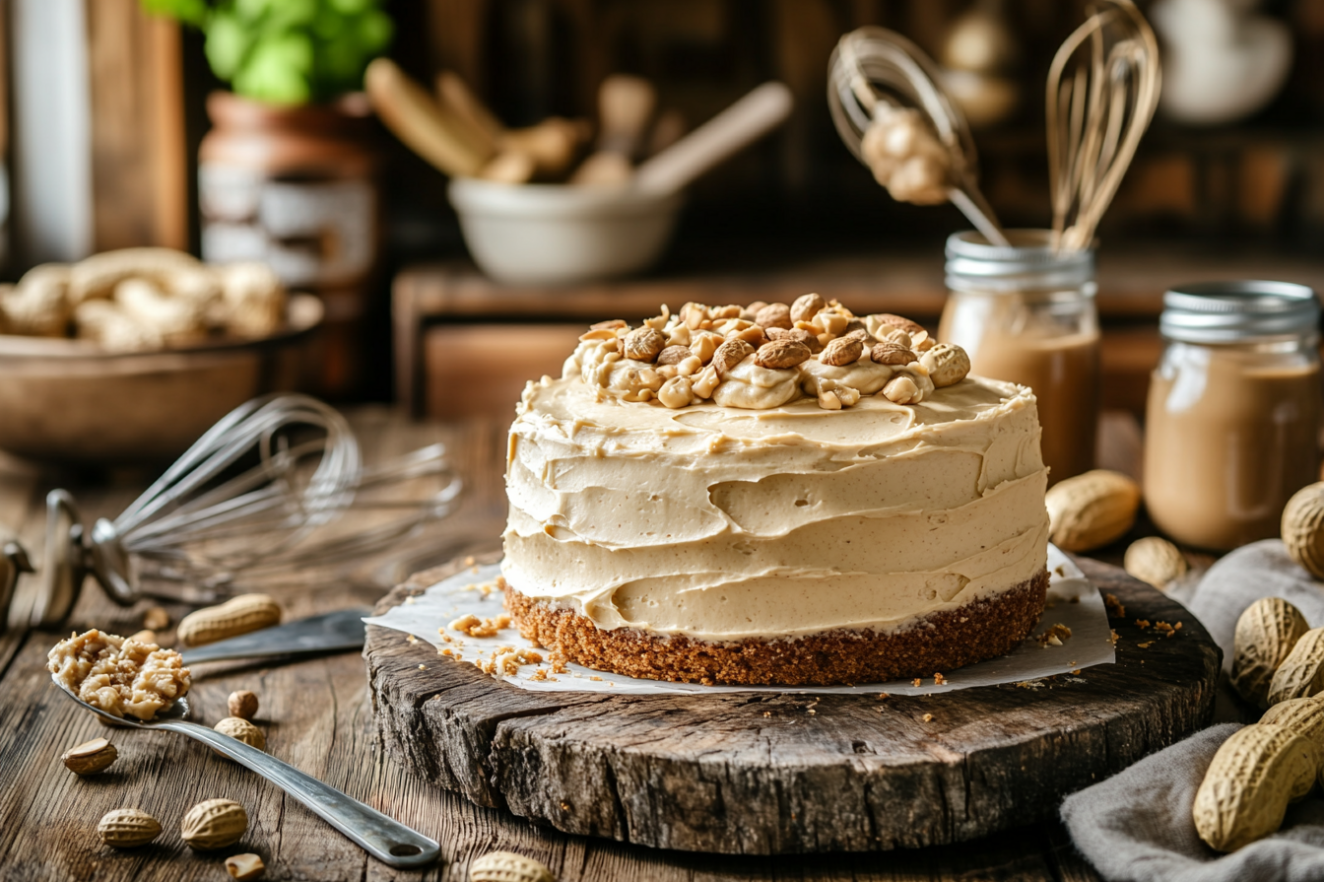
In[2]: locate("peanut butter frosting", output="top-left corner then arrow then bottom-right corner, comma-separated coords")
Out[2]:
502,355 -> 1051,643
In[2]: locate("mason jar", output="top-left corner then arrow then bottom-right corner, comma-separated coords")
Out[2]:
939,230 -> 1100,484
1144,281 -> 1321,551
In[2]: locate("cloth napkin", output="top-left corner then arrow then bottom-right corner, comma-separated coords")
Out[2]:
1062,724 -> 1324,882
1063,540 -> 1324,881
1172,540 -> 1324,672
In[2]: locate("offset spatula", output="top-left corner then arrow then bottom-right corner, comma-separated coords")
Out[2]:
180,608 -> 369,666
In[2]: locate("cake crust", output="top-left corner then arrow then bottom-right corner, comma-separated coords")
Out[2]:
505,570 -> 1050,686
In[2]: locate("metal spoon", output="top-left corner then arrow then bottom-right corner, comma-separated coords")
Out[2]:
51,679 -> 439,869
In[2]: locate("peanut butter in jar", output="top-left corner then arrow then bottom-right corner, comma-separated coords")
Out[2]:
940,231 -> 1100,484
1144,282 -> 1321,551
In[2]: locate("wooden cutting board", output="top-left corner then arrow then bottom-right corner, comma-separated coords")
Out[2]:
364,552 -> 1220,855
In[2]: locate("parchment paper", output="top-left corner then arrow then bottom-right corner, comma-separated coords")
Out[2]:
364,545 -> 1115,695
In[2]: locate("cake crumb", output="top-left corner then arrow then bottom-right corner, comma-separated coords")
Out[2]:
1109,629 -> 1120,647
588,675 -> 603,681
418,664 -> 427,670
763,711 -> 772,717
912,678 -> 923,687
1038,623 -> 1072,647
464,555 -> 476,566
922,713 -> 933,722
530,669 -> 548,681
1071,669 -> 1082,675
876,693 -> 889,700
406,634 -> 418,644
1104,594 -> 1125,618
448,614 -> 511,638
933,673 -> 947,686
1136,619 -> 1152,630
1137,640 -> 1154,649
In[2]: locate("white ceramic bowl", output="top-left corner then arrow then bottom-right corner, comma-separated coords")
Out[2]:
448,177 -> 684,285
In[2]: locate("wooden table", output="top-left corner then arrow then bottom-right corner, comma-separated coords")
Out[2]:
0,408 -> 1165,881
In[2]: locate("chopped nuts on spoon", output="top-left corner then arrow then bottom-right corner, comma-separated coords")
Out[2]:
47,629 -> 191,721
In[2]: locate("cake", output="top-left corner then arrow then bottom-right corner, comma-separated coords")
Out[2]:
501,295 -> 1051,685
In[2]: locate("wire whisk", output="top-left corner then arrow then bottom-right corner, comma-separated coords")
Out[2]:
828,26 -> 1010,247
20,393 -> 462,630
1047,0 -> 1161,253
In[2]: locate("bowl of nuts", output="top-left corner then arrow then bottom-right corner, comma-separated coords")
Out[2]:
0,248 -> 322,463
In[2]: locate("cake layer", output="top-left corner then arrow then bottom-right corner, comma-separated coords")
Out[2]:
503,372 -> 1050,642
505,570 -> 1049,686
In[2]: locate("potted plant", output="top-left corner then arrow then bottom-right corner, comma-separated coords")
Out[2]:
142,0 -> 395,397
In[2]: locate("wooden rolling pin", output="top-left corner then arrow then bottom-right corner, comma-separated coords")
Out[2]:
571,74 -> 657,186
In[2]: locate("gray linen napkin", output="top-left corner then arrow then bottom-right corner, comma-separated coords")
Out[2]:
1173,540 -> 1324,673
1062,724 -> 1324,882
1063,540 -> 1324,881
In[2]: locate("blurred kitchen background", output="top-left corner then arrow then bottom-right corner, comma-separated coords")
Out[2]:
3,0 -> 1323,425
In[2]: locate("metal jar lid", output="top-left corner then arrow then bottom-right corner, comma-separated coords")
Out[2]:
1160,281 -> 1320,343
945,230 -> 1095,293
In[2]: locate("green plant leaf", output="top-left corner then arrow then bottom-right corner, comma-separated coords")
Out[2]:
355,9 -> 393,54
328,0 -> 371,14
139,0 -> 211,27
205,11 -> 251,80
233,42 -> 313,105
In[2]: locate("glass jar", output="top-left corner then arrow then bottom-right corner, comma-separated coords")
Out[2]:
939,230 -> 1100,484
1144,281 -> 1321,551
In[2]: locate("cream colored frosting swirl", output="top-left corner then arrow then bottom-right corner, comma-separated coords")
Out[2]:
502,372 -> 1050,642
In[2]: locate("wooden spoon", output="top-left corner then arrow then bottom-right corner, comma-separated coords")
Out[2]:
365,59 -> 491,177
571,74 -> 657,185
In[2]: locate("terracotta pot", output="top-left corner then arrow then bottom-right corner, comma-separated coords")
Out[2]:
199,91 -> 380,397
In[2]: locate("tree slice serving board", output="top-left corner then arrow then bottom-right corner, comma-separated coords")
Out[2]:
364,553 -> 1219,855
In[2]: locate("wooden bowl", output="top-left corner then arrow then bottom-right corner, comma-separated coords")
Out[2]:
0,294 -> 323,464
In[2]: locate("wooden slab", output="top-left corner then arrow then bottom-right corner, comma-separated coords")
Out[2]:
364,553 -> 1220,855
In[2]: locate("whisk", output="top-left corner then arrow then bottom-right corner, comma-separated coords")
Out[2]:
1047,0 -> 1160,253
15,393 -> 461,630
828,26 -> 1010,247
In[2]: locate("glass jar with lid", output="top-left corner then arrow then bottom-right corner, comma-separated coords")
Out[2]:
939,230 -> 1100,484
1144,281 -> 1321,551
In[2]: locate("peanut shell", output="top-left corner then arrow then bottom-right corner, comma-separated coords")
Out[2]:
1268,627 -> 1324,706
1232,598 -> 1309,709
214,717 -> 266,752
98,808 -> 162,848
1123,537 -> 1187,590
1044,470 -> 1140,552
1192,723 -> 1319,852
181,798 -> 248,850
470,851 -> 556,882
177,594 -> 281,647
1283,482 -> 1324,580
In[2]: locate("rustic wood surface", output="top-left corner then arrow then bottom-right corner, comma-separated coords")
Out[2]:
0,407 -> 1204,880
365,555 -> 1220,855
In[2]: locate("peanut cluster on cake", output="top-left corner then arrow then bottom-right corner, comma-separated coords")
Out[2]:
501,297 -> 1051,686
568,293 -> 971,411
